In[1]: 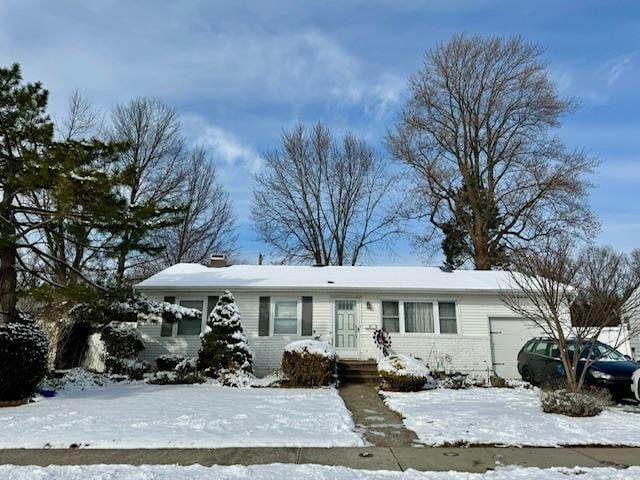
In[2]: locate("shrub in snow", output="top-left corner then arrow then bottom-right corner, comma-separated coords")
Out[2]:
440,372 -> 470,390
378,354 -> 429,392
198,291 -> 253,383
281,340 -> 337,387
540,388 -> 612,417
101,322 -> 147,379
155,353 -> 186,371
489,373 -> 508,388
104,357 -> 150,380
0,315 -> 49,401
39,368 -> 114,393
148,357 -> 205,385
101,321 -> 144,359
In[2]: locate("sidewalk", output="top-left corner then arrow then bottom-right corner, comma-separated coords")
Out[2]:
2,447 -> 640,472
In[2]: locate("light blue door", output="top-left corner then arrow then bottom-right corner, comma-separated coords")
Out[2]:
335,300 -> 357,349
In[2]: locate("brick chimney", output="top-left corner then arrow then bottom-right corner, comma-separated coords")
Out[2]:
209,253 -> 227,268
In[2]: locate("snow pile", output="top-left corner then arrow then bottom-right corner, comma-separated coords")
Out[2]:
285,340 -> 337,359
378,354 -> 429,378
0,383 -> 364,448
382,387 -> 640,446
1,464 -> 639,480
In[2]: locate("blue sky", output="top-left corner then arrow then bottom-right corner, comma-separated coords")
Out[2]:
0,1 -> 638,264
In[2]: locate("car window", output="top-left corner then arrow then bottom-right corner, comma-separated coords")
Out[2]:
532,341 -> 550,356
549,343 -> 561,359
593,343 -> 626,361
524,341 -> 536,353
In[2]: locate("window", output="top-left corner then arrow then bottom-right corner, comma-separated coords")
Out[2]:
532,341 -> 550,356
381,301 -> 400,332
274,300 -> 298,334
404,302 -> 434,333
178,300 -> 203,335
438,302 -> 457,334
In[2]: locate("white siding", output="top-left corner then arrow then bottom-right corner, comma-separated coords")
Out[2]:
137,288 -> 531,377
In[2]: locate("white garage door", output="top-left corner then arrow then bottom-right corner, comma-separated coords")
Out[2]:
489,317 -> 538,379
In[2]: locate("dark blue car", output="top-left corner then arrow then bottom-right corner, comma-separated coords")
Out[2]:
517,337 -> 640,401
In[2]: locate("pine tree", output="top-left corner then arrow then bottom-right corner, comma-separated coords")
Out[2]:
198,290 -> 253,377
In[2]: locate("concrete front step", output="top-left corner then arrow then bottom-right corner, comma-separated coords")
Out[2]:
338,361 -> 379,384
339,374 -> 380,384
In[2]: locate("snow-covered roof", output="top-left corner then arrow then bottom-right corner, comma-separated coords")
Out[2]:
135,263 -> 519,293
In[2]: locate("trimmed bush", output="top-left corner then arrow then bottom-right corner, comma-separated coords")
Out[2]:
0,318 -> 49,401
540,388 -> 612,417
198,291 -> 253,379
378,354 -> 429,392
101,321 -> 144,359
104,357 -> 150,380
281,340 -> 336,387
148,358 -> 205,385
156,353 -> 186,371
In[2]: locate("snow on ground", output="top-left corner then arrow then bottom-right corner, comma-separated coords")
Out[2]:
382,387 -> 640,447
0,383 -> 364,448
0,464 -> 638,480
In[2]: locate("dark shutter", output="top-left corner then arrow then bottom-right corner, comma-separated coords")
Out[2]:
302,296 -> 313,336
161,296 -> 176,336
259,296 -> 270,336
207,295 -> 219,320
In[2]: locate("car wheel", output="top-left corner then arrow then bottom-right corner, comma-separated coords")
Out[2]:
521,366 -> 533,384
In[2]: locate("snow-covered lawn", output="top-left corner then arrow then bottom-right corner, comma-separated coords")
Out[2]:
0,383 -> 364,448
382,387 -> 640,447
0,464 -> 637,480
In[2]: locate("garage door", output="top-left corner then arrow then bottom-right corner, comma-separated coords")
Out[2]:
489,317 -> 538,379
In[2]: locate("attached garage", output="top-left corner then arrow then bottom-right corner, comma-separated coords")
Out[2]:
489,317 -> 539,379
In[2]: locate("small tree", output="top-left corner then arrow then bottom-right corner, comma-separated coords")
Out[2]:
502,243 -> 640,393
198,291 -> 253,378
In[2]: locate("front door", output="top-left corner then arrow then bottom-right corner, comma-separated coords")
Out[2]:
335,300 -> 358,356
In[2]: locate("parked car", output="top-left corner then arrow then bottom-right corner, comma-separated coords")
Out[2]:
517,337 -> 640,401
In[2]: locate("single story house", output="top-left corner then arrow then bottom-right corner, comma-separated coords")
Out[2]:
134,263 -> 541,378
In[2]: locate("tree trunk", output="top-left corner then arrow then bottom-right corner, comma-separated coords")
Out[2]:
0,242 -> 17,325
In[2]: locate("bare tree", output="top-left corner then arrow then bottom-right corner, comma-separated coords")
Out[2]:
150,147 -> 237,270
502,243 -> 640,393
388,34 -> 597,270
109,97 -> 184,283
252,123 -> 399,265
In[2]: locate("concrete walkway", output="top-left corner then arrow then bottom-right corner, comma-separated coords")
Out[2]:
1,447 -> 640,472
338,383 -> 422,447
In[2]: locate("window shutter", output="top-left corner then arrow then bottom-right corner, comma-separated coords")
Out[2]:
259,296 -> 270,336
207,295 -> 219,320
302,296 -> 313,336
161,296 -> 176,336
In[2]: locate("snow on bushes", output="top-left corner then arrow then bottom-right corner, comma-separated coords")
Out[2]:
148,358 -> 205,385
69,295 -> 202,327
540,388 -> 612,417
378,354 -> 429,392
40,368 -> 115,394
101,322 -> 149,379
155,353 -> 186,371
198,291 -> 253,384
282,340 -> 337,387
0,317 -> 49,402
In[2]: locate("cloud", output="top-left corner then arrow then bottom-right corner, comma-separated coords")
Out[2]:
0,2 -> 404,117
182,115 -> 263,175
604,52 -> 637,86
